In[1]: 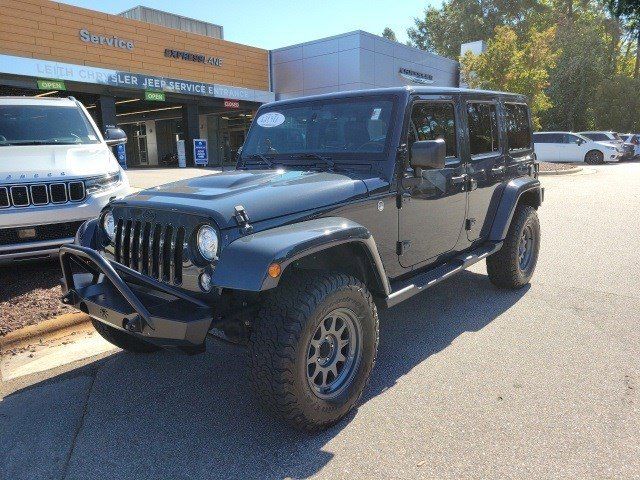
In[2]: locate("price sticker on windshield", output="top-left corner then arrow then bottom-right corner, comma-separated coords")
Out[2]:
257,112 -> 285,128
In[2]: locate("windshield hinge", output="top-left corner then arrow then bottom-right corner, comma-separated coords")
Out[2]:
234,205 -> 253,234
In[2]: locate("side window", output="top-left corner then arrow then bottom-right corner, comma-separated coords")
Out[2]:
548,133 -> 562,144
505,103 -> 532,151
563,134 -> 581,144
467,102 -> 499,155
409,102 -> 457,158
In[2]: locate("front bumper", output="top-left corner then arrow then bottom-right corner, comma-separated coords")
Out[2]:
60,244 -> 213,349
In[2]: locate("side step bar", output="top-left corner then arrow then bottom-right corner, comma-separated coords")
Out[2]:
385,242 -> 502,308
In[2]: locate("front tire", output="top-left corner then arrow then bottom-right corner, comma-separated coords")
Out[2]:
487,204 -> 540,289
91,319 -> 161,353
584,150 -> 604,165
249,271 -> 379,431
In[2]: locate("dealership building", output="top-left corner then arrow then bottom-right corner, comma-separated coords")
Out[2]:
0,0 -> 459,168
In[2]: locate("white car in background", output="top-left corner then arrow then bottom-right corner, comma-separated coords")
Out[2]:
580,131 -> 633,160
620,133 -> 640,158
533,131 -> 622,164
0,96 -> 130,263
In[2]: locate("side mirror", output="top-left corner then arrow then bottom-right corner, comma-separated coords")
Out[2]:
410,139 -> 446,172
104,127 -> 127,147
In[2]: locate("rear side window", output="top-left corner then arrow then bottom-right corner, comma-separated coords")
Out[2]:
505,103 -> 532,151
583,133 -> 608,141
467,102 -> 499,155
410,102 -> 457,157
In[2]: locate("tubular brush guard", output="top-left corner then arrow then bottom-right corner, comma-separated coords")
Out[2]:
59,244 -> 213,349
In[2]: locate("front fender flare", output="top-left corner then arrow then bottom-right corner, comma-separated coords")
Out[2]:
488,177 -> 543,242
211,217 -> 390,293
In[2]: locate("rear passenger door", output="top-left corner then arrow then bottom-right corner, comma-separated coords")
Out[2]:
464,99 -> 503,242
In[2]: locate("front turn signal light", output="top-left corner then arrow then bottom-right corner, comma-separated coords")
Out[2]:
268,263 -> 281,278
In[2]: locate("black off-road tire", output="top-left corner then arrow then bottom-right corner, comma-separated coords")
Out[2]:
249,271 -> 379,432
487,204 -> 540,289
584,150 -> 604,165
91,318 -> 161,353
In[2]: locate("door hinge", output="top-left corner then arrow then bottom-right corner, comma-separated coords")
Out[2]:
396,240 -> 411,255
465,218 -> 476,231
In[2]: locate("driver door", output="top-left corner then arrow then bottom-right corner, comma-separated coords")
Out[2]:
398,97 -> 467,268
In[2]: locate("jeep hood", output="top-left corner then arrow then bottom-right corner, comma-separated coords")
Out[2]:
124,169 -> 370,229
0,144 -> 120,183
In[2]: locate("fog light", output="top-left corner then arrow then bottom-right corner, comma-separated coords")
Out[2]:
199,272 -> 212,292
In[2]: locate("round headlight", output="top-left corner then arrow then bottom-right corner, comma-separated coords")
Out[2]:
102,211 -> 116,242
197,225 -> 219,261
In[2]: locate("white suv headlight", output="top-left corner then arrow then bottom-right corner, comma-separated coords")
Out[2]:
197,225 -> 219,261
86,171 -> 122,194
102,211 -> 116,242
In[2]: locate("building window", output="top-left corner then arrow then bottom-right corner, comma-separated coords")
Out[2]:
467,102 -> 499,155
505,103 -> 532,151
410,102 -> 457,157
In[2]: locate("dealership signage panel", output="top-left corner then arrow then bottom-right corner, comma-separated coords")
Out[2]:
193,139 -> 209,166
0,54 -> 274,103
164,49 -> 222,67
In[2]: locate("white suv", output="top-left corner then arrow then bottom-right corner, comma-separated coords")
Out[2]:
533,131 -> 622,164
0,96 -> 130,263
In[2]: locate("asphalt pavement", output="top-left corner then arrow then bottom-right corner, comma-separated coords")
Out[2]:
1,163 -> 639,479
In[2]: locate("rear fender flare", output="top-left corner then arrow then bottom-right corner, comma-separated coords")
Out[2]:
488,177 -> 543,242
211,217 -> 390,294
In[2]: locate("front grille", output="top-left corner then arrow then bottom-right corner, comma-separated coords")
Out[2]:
115,219 -> 185,285
0,187 -> 10,208
10,186 -> 29,207
0,221 -> 85,246
0,180 -> 84,207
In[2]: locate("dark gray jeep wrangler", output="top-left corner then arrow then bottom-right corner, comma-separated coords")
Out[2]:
60,87 -> 542,431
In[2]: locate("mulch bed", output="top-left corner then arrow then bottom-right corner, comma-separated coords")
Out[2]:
0,261 -> 73,337
538,161 -> 578,172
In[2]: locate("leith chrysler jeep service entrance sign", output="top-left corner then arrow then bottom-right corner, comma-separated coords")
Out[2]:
79,29 -> 134,51
0,54 -> 275,103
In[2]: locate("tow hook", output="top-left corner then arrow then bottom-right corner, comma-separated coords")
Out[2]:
123,316 -> 142,333
61,291 -> 78,305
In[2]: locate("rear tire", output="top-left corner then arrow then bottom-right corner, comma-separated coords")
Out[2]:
487,204 -> 540,289
249,271 -> 378,431
584,150 -> 604,165
91,319 -> 161,353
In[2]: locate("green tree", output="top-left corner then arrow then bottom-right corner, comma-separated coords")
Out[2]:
382,27 -> 397,42
407,0 -> 551,58
542,13 -> 611,130
608,0 -> 640,77
461,25 -> 557,127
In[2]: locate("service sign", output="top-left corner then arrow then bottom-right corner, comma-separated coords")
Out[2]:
193,139 -> 209,166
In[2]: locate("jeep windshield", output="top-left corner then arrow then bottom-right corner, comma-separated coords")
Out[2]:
241,96 -> 396,167
0,105 -> 100,146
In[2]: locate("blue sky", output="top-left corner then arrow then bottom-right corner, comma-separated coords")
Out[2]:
62,0 -> 435,49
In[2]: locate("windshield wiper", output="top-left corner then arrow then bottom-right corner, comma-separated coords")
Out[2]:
242,153 -> 275,168
289,153 -> 335,170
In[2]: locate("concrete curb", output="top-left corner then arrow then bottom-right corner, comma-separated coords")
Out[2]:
0,312 -> 90,349
538,166 -> 583,176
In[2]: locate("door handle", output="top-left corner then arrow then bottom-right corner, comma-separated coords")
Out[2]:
491,166 -> 505,175
451,174 -> 467,185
